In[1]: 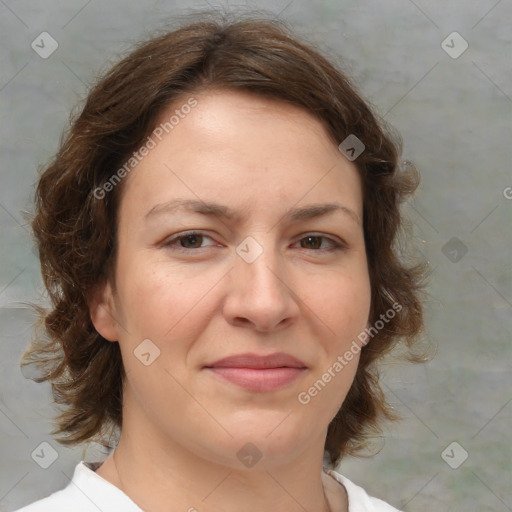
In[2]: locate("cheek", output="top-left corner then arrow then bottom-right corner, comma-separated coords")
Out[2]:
317,269 -> 371,341
118,256 -> 207,335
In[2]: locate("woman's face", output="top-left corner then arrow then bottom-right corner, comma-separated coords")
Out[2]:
92,89 -> 371,469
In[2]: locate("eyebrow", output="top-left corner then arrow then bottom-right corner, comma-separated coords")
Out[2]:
144,198 -> 361,226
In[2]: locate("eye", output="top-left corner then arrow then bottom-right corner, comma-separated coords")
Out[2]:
163,231 -> 217,251
293,234 -> 345,252
162,231 -> 346,253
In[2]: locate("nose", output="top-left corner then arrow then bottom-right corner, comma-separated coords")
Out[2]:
222,237 -> 300,333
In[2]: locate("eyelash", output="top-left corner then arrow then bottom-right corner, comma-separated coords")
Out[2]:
162,231 -> 346,253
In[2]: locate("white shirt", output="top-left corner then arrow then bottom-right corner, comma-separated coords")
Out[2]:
13,461 -> 401,512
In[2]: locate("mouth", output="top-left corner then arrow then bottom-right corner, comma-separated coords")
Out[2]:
203,352 -> 307,392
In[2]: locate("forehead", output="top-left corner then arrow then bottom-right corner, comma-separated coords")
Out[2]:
155,88 -> 337,150
117,89 -> 362,223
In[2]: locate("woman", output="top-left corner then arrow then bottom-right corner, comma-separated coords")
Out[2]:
18,10 -> 425,512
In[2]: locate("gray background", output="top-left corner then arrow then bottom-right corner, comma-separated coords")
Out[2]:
1,0 -> 511,510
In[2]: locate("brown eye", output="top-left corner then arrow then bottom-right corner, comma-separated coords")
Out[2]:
300,236 -> 322,249
179,234 -> 203,248
295,235 -> 343,251
163,231 -> 217,251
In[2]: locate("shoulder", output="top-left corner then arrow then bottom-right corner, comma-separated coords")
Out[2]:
12,461 -> 142,512
323,467 -> 402,512
13,487 -> 85,512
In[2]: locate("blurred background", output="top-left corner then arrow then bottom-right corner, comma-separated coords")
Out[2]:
0,1 -> 510,510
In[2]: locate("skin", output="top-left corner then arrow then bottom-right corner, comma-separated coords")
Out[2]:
89,89 -> 371,512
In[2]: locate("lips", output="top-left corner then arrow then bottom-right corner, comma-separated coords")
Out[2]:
205,352 -> 307,370
204,352 -> 307,392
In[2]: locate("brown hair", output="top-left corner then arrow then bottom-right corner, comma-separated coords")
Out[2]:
21,10 -> 427,467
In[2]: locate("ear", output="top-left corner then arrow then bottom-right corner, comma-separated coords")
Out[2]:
88,279 -> 119,342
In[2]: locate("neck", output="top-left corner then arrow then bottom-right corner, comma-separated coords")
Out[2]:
94,386 -> 347,512
107,439 -> 335,512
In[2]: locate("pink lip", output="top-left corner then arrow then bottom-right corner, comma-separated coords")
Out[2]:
204,352 -> 307,392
